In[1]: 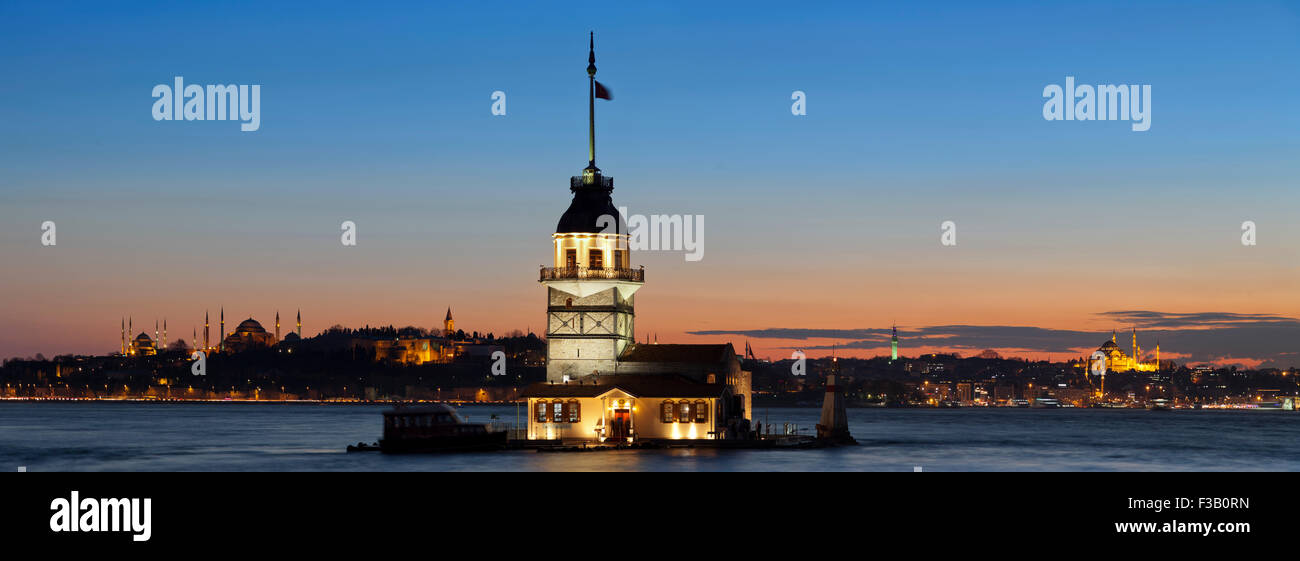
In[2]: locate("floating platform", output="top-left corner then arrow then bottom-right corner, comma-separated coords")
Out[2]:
509,436 -> 831,452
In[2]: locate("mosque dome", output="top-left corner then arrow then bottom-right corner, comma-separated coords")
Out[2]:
234,318 -> 266,334
1099,340 -> 1119,349
134,332 -> 153,342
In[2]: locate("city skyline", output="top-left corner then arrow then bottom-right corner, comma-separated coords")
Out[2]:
11,306 -> 1298,370
2,1 -> 1297,366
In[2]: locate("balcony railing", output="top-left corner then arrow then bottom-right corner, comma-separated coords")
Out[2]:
540,266 -> 644,282
571,175 -> 614,190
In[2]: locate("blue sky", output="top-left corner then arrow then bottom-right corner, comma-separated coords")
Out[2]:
1,0 -> 1298,364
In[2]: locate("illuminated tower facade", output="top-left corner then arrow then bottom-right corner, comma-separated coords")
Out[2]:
444,307 -> 454,337
296,309 -> 301,339
275,311 -> 280,342
891,323 -> 899,361
120,318 -> 126,355
539,34 -> 640,383
162,318 -> 167,351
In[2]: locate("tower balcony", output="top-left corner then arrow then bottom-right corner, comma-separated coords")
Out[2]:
571,175 -> 613,190
540,266 -> 644,283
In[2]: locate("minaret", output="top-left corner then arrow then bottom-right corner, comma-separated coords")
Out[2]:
1131,327 -> 1139,369
1155,340 -> 1161,371
891,322 -> 899,361
219,307 -> 225,353
296,309 -> 301,339
204,310 -> 210,351
128,317 -> 133,354
193,327 -> 197,352
275,310 -> 280,342
120,318 -> 126,355
162,318 -> 167,351
539,33 -> 639,383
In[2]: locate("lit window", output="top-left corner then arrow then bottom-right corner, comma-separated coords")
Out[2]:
568,400 -> 580,423
661,401 -> 674,423
588,249 -> 603,269
554,401 -> 565,422
694,400 -> 708,423
535,401 -> 547,423
678,402 -> 691,423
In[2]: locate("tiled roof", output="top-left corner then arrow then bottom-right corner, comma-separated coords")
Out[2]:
618,343 -> 734,364
520,374 -> 729,399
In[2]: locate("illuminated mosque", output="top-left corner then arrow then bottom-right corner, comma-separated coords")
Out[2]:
1094,328 -> 1161,373
120,309 -> 302,356
120,317 -> 162,357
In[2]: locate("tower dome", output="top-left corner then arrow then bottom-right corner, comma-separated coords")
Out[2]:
556,178 -> 622,233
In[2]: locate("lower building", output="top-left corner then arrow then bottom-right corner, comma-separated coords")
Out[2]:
523,374 -> 742,442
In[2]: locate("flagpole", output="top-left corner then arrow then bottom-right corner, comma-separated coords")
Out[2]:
587,31 -> 597,170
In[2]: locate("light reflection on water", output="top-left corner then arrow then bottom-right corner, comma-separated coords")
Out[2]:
1,402 -> 1298,471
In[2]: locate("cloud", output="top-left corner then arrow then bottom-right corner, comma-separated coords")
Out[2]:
689,311 -> 1300,369
1096,310 -> 1300,329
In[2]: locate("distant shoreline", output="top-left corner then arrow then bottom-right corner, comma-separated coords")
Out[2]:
0,397 -> 1289,412
0,397 -> 518,406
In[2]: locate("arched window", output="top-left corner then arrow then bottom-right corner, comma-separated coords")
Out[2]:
535,401 -> 547,423
567,400 -> 581,423
554,401 -> 566,422
706,373 -> 716,384
694,400 -> 708,423
661,401 -> 675,423
677,401 -> 691,423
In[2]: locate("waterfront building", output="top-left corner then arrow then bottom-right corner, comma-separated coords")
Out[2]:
956,382 -> 973,404
521,35 -> 752,442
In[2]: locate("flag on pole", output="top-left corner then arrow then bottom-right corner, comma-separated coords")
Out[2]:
594,80 -> 612,100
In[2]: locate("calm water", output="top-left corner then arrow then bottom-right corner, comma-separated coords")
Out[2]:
1,402 -> 1297,471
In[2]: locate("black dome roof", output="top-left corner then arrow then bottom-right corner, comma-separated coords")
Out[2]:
556,172 -> 625,234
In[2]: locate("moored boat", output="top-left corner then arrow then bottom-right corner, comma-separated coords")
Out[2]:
377,403 -> 507,453
1030,398 -> 1060,409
